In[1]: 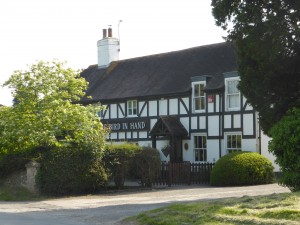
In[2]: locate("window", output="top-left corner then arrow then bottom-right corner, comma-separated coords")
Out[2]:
226,134 -> 242,153
194,135 -> 207,162
226,78 -> 240,111
193,82 -> 205,112
127,100 -> 137,116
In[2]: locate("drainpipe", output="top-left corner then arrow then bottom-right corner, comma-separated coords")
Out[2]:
219,93 -> 222,159
258,114 -> 262,155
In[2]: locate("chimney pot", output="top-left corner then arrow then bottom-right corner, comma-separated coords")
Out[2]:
102,29 -> 107,38
108,28 -> 112,37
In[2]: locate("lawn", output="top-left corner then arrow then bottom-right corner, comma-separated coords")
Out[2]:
125,192 -> 300,225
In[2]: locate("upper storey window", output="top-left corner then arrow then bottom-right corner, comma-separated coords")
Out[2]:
192,82 -> 206,112
225,78 -> 240,111
127,100 -> 137,116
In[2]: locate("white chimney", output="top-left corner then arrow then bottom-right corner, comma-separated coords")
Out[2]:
97,28 -> 119,68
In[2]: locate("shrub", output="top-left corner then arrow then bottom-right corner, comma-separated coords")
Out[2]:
37,146 -> 108,195
0,148 -> 41,180
269,108 -> 300,192
133,147 -> 161,187
210,152 -> 274,186
103,143 -> 142,188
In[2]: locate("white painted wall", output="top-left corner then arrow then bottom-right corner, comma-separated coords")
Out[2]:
208,102 -> 214,113
191,117 -> 197,129
242,139 -> 257,152
159,99 -> 168,115
224,115 -> 231,129
260,133 -> 280,172
199,116 -> 206,129
179,98 -> 189,114
207,140 -> 219,163
180,117 -> 189,131
119,103 -> 125,118
243,114 -> 254,135
97,37 -> 119,68
169,99 -> 178,115
233,114 -> 241,128
110,104 -> 117,118
208,116 -> 219,136
149,100 -> 157,116
139,101 -> 147,117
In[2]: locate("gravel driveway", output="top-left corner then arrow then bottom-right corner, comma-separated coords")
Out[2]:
0,184 -> 289,225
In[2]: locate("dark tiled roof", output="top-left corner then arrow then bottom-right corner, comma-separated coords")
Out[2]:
150,116 -> 188,137
81,42 -> 237,102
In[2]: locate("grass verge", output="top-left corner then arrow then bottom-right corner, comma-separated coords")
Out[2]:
124,192 -> 300,225
0,185 -> 42,201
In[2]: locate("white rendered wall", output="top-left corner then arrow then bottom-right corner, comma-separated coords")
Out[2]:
97,38 -> 119,68
169,99 -> 178,115
243,114 -> 254,135
179,98 -> 189,114
242,139 -> 257,152
207,140 -> 219,163
110,104 -> 117,118
260,133 -> 280,172
208,116 -> 219,136
159,99 -> 168,115
149,101 -> 157,116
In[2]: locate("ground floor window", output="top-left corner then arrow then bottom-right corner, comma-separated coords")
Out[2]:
193,135 -> 207,162
226,133 -> 242,153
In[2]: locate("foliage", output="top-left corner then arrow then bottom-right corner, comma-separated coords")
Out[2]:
126,192 -> 300,225
0,60 -> 108,194
269,108 -> 300,192
210,152 -> 274,186
211,0 -> 300,134
103,144 -> 161,188
37,146 -> 108,195
0,60 -> 108,155
0,148 -> 41,179
0,184 -> 41,201
133,147 -> 161,187
104,143 -> 142,188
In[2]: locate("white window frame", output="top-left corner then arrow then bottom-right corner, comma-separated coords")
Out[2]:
193,134 -> 207,162
192,81 -> 206,113
225,78 -> 240,111
127,100 -> 137,117
225,133 -> 242,154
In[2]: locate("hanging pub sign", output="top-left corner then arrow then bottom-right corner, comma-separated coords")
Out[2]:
102,119 -> 150,131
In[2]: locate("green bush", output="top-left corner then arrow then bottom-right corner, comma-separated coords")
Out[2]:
0,148 -> 41,180
269,108 -> 300,192
133,147 -> 161,187
103,143 -> 142,188
210,152 -> 274,186
37,146 -> 108,195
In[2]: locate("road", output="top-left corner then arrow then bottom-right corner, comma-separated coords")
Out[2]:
0,184 -> 289,225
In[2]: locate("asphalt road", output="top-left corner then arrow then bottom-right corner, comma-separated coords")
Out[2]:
0,184 -> 290,225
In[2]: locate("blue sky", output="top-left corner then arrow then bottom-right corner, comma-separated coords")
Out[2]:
0,0 -> 226,106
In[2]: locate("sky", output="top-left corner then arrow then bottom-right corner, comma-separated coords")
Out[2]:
0,0 -> 227,106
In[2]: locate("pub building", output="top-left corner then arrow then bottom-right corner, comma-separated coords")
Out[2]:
81,28 -> 278,170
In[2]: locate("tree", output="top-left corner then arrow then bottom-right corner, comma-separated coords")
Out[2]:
0,60 -> 108,155
211,0 -> 300,134
269,108 -> 300,192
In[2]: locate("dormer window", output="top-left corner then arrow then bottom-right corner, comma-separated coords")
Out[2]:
127,100 -> 137,116
192,82 -> 206,112
225,78 -> 240,111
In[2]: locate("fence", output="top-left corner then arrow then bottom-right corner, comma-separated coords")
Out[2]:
154,161 -> 215,186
